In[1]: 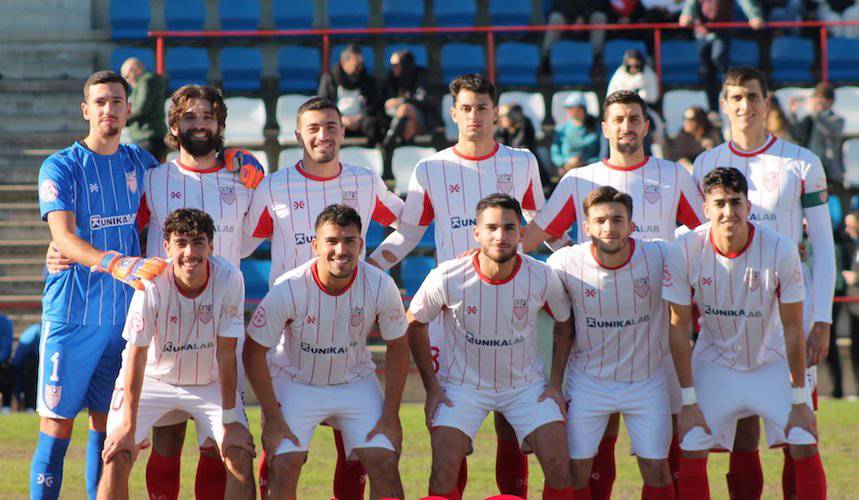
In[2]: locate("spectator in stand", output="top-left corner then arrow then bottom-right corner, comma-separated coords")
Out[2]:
663,106 -> 723,171
838,211 -> 859,400
0,313 -> 11,414
679,0 -> 765,110
318,44 -> 384,146
539,0 -> 608,74
788,82 -> 846,190
818,0 -> 859,38
11,323 -> 39,411
550,94 -> 600,177
766,95 -> 797,142
495,104 -> 538,155
606,49 -> 660,109
380,50 -> 429,150
120,58 -> 168,162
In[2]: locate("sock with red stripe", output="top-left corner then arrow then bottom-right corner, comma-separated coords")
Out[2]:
543,484 -> 573,500
643,484 -> 676,500
496,438 -> 528,497
726,450 -> 763,500
333,428 -> 366,500
678,456 -> 710,500
668,434 -> 681,498
195,452 -> 226,499
793,452 -> 827,500
258,449 -> 269,499
589,435 -> 617,500
456,458 -> 468,497
573,486 -> 592,500
428,487 -> 461,500
145,449 -> 181,500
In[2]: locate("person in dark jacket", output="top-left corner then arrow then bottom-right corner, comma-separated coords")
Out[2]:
837,211 -> 859,399
380,50 -> 430,150
318,44 -> 384,146
495,104 -> 538,155
121,58 -> 168,161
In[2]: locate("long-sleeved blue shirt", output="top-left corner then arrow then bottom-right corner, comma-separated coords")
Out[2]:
11,324 -> 40,368
550,121 -> 600,168
0,314 -> 12,362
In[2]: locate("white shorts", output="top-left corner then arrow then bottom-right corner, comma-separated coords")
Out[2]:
272,375 -> 394,459
564,369 -> 671,460
432,382 -> 564,451
681,357 -> 816,451
106,377 -> 248,450
662,356 -> 683,414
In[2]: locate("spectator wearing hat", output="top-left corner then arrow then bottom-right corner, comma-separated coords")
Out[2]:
551,94 -> 600,177
606,49 -> 660,108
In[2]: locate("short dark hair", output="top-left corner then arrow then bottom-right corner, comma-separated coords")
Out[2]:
582,186 -> 634,219
702,167 -> 748,197
163,208 -> 215,242
297,96 -> 342,125
603,90 -> 648,120
315,204 -> 363,232
813,81 -> 835,101
166,85 -> 227,150
449,73 -> 497,105
83,70 -> 131,101
722,66 -> 769,98
475,193 -> 523,222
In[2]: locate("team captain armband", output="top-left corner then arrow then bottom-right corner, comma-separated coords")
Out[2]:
800,189 -> 828,208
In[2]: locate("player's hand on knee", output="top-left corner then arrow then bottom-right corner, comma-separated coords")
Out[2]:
222,422 -> 257,460
45,241 -> 72,274
785,402 -> 818,440
806,322 -> 831,367
261,415 -> 298,463
102,426 -> 139,463
424,386 -> 453,429
366,414 -> 403,454
538,383 -> 567,418
222,148 -> 265,189
678,403 -> 710,440
93,251 -> 168,290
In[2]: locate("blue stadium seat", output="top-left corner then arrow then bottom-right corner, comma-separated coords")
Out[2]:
497,43 -> 539,87
550,41 -> 593,86
434,0 -> 477,27
327,0 -> 370,29
401,256 -> 436,297
365,221 -> 385,249
111,47 -> 154,74
166,47 -> 209,91
604,39 -> 647,73
488,0 -> 531,25
384,44 -> 428,68
729,38 -> 759,68
220,0 -> 260,31
661,40 -> 699,85
441,43 -> 485,82
240,260 -> 271,301
273,0 -> 315,29
771,36 -> 814,84
417,222 -> 435,250
278,46 -> 321,93
165,0 -> 206,31
110,0 -> 150,40
828,37 -> 859,83
382,0 -> 423,28
333,44 -> 375,73
220,47 -> 262,92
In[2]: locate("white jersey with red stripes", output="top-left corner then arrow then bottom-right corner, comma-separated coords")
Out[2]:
533,157 -> 704,243
662,222 -> 805,371
245,259 -> 407,386
138,161 -> 255,265
409,252 -> 571,392
546,238 -> 672,382
244,161 -> 404,284
400,142 -> 545,264
122,255 -> 245,386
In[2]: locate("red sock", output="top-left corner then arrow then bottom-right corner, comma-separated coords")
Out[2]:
668,434 -> 680,499
643,484 -> 676,500
258,449 -> 269,499
782,448 -> 796,500
195,452 -> 226,500
543,484 -> 573,500
793,452 -> 827,500
678,456 -> 710,500
456,458 -> 468,497
726,450 -> 763,500
333,428 -> 366,500
589,435 -> 617,500
427,488 -> 462,500
573,486 -> 592,500
496,438 -> 528,497
146,449 -> 181,500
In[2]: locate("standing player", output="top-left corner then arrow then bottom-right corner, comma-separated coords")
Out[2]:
33,70 -> 167,500
243,205 -> 409,500
691,66 -> 835,498
520,89 -> 705,499
98,208 -> 255,499
407,194 -> 572,500
545,186 -> 676,499
368,74 -> 546,497
663,167 -> 827,499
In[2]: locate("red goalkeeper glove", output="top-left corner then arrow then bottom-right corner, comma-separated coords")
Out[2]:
92,251 -> 168,291
222,148 -> 265,189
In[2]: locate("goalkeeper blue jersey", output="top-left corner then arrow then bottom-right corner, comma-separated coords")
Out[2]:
38,142 -> 158,326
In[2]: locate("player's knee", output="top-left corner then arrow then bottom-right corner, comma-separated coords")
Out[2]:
541,452 -> 573,486
152,423 -> 187,457
682,449 -> 708,459
105,451 -> 134,477
224,447 -> 253,475
638,458 -> 672,486
41,417 -> 74,439
789,443 -> 819,459
271,453 -> 304,478
570,460 -> 591,488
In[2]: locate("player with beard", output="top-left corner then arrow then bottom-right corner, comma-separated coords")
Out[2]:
407,194 -> 573,500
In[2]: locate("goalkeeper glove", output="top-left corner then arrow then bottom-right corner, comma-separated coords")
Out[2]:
93,251 -> 168,291
222,148 -> 265,189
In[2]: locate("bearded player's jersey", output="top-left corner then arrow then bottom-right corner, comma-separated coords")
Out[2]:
244,161 -> 404,284
547,238 -> 672,382
533,157 -> 704,243
246,259 -> 407,386
663,222 -> 805,371
138,160 -> 255,265
399,142 -> 545,263
409,253 -> 570,391
121,255 -> 245,385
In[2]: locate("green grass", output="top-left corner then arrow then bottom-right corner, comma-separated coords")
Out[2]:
1,400 -> 857,498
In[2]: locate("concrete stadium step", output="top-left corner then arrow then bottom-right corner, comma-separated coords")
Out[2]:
0,185 -> 38,202
7,313 -> 42,335
0,1 -> 91,37
0,202 -> 41,222
0,257 -> 45,277
0,113 -> 88,135
0,47 -> 95,80
0,221 -> 50,240
0,89 -> 86,117
0,275 -> 44,296
0,133 -> 81,150
0,79 -> 83,94
0,239 -> 50,257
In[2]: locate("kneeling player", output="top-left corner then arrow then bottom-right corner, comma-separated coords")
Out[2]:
545,186 -> 675,499
98,208 -> 256,499
664,167 -> 826,499
244,204 -> 408,500
408,194 -> 573,500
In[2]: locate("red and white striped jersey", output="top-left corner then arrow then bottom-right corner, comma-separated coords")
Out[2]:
400,143 -> 545,263
246,259 -> 407,386
122,255 -> 245,386
546,238 -> 672,382
662,222 -> 805,371
244,161 -> 404,284
409,252 -> 570,391
533,157 -> 704,243
138,161 -> 256,265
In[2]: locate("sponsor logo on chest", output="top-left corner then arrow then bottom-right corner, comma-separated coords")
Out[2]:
89,213 -> 136,230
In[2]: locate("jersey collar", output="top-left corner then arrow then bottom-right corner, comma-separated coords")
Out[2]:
453,142 -> 500,161
311,258 -> 359,296
295,160 -> 342,181
472,251 -> 522,285
601,156 -> 650,171
728,134 -> 776,157
175,160 -> 223,174
590,238 -> 636,270
709,222 -> 755,259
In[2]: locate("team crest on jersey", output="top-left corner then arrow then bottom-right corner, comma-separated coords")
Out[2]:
662,266 -> 672,287
197,304 -> 213,324
513,299 -> 528,320
125,171 -> 138,193
745,269 -> 761,292
219,186 -> 236,205
39,179 -> 59,202
496,174 -> 513,194
44,384 -> 62,410
129,311 -> 144,333
634,277 -> 651,298
644,184 -> 660,204
762,171 -> 779,192
342,190 -> 359,208
251,306 -> 267,328
350,307 -> 364,327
